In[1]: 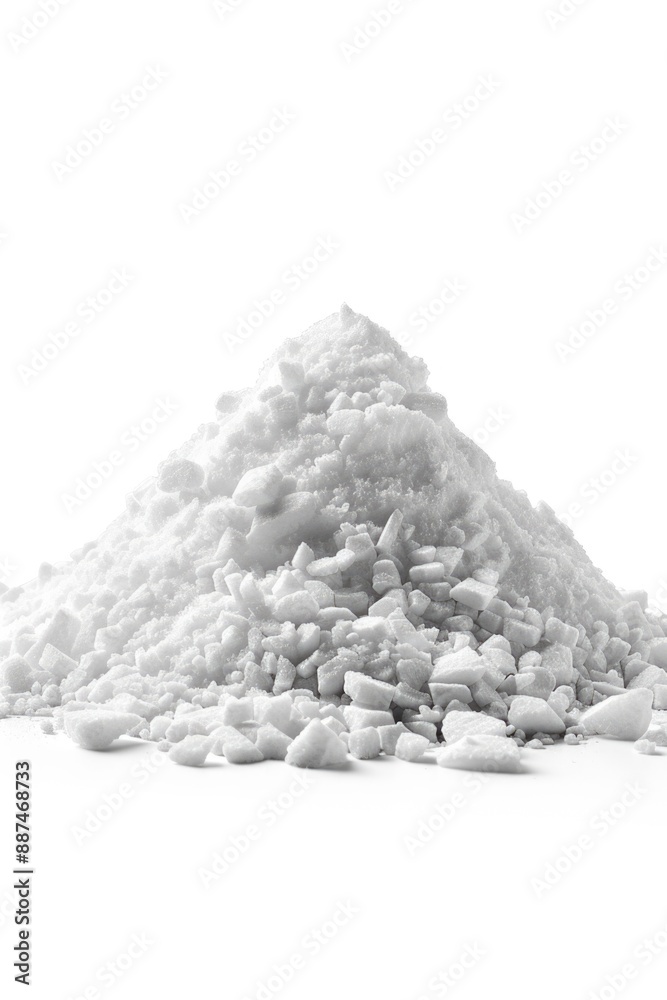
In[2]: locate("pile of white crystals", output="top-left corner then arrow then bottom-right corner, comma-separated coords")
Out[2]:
2,306 -> 667,771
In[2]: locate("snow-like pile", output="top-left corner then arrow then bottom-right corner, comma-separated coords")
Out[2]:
1,306 -> 666,770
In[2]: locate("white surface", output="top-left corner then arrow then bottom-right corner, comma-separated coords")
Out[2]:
0,0 -> 666,601
2,718 -> 667,999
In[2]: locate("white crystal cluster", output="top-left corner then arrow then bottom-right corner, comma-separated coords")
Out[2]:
2,307 -> 666,770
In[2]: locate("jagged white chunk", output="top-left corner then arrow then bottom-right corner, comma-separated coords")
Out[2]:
348,727 -> 382,759
157,458 -> 204,493
431,647 -> 486,685
233,463 -> 283,507
449,578 -> 498,612
256,723 -> 293,760
376,509 -> 403,553
0,655 -> 34,693
306,557 -> 340,578
429,683 -> 474,707
503,620 -> 542,647
544,617 -> 580,649
248,492 -> 318,547
508,696 -> 565,735
343,705 -> 394,730
442,710 -> 507,744
292,542 -> 315,572
435,547 -> 464,575
540,644 -> 573,685
628,665 -> 667,691
343,673 -> 396,710
372,559 -> 402,595
581,689 -> 653,741
64,711 -> 142,750
285,719 -> 347,768
169,735 -> 213,766
437,734 -> 521,773
377,722 -> 409,755
221,729 -> 264,764
273,591 -> 320,625
395,733 -> 430,762
409,563 -> 445,584
641,723 -> 667,746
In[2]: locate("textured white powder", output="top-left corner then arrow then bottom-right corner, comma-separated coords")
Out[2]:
1,306 -> 665,768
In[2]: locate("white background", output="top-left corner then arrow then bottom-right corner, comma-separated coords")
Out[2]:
1,2 -> 667,997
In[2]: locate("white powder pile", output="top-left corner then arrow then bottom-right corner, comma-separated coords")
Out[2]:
2,306 -> 666,770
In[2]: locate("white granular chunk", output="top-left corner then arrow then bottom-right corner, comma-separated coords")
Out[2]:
437,734 -> 522,773
232,463 -> 284,507
508,696 -> 566,736
285,719 -> 347,768
348,727 -> 382,759
169,735 -> 213,767
581,689 -> 653,741
64,711 -> 143,751
395,733 -> 430,762
441,710 -> 507,744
